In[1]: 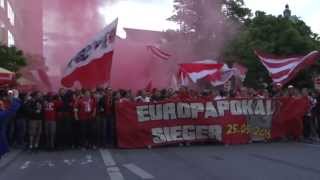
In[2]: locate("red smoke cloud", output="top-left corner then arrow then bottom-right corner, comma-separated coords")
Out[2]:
44,0 -> 174,90
43,0 -> 239,91
43,0 -> 105,90
111,38 -> 176,91
44,0 -> 104,74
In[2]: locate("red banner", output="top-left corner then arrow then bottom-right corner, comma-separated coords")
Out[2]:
116,97 -> 309,148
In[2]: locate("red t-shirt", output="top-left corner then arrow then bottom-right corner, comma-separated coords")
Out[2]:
177,92 -> 192,100
53,99 -> 63,120
201,95 -> 213,101
77,97 -> 96,121
44,100 -> 59,122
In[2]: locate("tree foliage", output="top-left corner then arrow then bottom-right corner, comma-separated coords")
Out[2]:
167,1 -> 320,88
0,44 -> 27,72
167,0 -> 251,59
224,11 -> 320,88
169,0 -> 251,32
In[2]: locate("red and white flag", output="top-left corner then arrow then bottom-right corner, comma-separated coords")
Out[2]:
61,19 -> 118,88
210,63 -> 248,87
146,45 -> 171,61
255,50 -> 320,85
210,68 -> 234,87
179,61 -> 223,83
233,63 -> 247,81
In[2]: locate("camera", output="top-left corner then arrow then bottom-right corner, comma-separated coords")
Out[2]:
7,89 -> 19,98
8,90 -> 14,95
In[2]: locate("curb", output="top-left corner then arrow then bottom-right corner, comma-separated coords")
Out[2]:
0,150 -> 22,171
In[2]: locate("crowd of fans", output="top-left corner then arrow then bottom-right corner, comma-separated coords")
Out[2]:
1,84 -> 320,159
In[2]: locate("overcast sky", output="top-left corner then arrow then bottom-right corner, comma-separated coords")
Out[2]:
98,0 -> 320,37
245,0 -> 320,34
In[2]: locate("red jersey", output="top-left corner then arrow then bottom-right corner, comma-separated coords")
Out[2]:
77,97 -> 96,121
177,92 -> 191,100
54,99 -> 63,120
44,101 -> 59,122
201,95 -> 213,101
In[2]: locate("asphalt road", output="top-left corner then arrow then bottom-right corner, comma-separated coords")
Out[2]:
1,142 -> 320,180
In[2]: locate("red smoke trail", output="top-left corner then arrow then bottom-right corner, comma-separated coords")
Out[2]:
42,0 -> 240,91
43,0 -> 173,90
43,0 -> 105,90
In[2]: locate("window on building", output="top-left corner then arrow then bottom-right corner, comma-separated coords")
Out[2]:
8,30 -> 14,46
7,1 -> 14,25
0,22 -> 5,42
0,0 -> 4,9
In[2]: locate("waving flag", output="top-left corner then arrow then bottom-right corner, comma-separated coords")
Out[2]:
179,61 -> 223,83
210,68 -> 235,87
61,19 -> 118,88
147,45 -> 171,61
255,50 -> 320,85
211,63 -> 248,87
233,63 -> 247,81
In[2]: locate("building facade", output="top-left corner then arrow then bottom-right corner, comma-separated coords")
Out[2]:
0,0 -> 51,90
0,0 -> 17,47
0,0 -> 43,56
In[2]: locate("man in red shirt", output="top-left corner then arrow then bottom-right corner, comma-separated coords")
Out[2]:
177,86 -> 190,100
44,94 -> 59,150
75,90 -> 96,148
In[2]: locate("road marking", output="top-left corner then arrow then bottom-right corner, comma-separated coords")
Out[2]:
40,160 -> 55,167
20,161 -> 31,170
81,154 -> 94,165
63,159 -> 73,166
107,167 -> 125,180
123,163 -> 154,179
100,149 -> 116,166
100,149 -> 124,180
48,161 -> 55,167
0,150 -> 22,169
86,155 -> 93,163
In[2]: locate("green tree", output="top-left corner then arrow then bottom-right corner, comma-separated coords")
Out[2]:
0,44 -> 27,72
224,11 -> 320,88
167,0 -> 251,59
